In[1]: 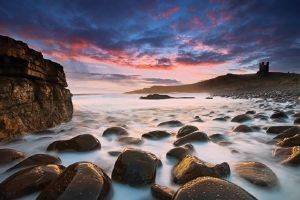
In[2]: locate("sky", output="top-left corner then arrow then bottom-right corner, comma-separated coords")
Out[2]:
0,0 -> 299,93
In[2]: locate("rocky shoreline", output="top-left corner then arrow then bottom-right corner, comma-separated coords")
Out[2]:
0,35 -> 73,140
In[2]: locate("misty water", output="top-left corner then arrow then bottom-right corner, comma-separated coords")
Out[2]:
0,93 -> 299,200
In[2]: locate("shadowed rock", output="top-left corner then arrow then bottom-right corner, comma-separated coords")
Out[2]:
112,148 -> 159,186
266,126 -> 294,134
294,118 -> 300,125
108,151 -> 122,157
102,126 -> 128,137
37,162 -> 111,200
177,125 -> 198,138
270,111 -> 288,119
167,144 -> 194,161
140,94 -> 174,99
209,134 -> 228,143
158,120 -> 184,127
142,130 -> 171,140
7,154 -> 61,172
0,148 -> 25,165
246,110 -> 256,115
234,161 -> 278,188
174,131 -> 209,146
0,165 -> 64,199
117,136 -> 143,145
172,155 -> 230,184
272,127 -> 300,141
233,125 -> 253,133
47,134 -> 100,152
151,184 -> 175,200
277,134 -> 300,147
273,146 -> 300,166
231,114 -> 252,123
173,177 -> 257,200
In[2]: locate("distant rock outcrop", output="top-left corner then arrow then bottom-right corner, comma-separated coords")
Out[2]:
0,35 -> 73,140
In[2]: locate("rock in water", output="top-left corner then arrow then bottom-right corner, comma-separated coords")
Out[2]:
266,126 -> 294,134
231,114 -> 252,123
277,134 -> 300,147
0,35 -> 73,141
112,148 -> 159,186
0,165 -> 64,199
177,125 -> 199,138
102,126 -> 128,137
158,120 -> 184,127
174,131 -> 209,146
37,162 -> 111,200
270,111 -> 288,119
294,118 -> 300,125
233,125 -> 253,133
142,130 -> 171,140
47,134 -> 101,152
0,148 -> 25,165
140,94 -> 174,99
172,155 -> 230,184
273,146 -> 300,166
151,184 -> 175,200
234,161 -> 278,188
117,136 -> 143,145
166,144 -> 194,160
173,177 -> 257,200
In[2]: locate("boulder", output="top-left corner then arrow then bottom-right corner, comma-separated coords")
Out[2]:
266,126 -> 294,134
174,132 -> 209,146
173,177 -> 257,200
166,144 -> 193,160
7,154 -> 61,171
158,120 -> 184,127
0,148 -> 25,165
102,126 -> 128,137
254,113 -> 268,120
294,118 -> 300,125
231,114 -> 252,123
270,111 -> 288,119
213,117 -> 229,121
47,134 -> 100,152
233,125 -> 253,133
0,165 -> 64,199
272,126 -> 300,141
193,116 -> 203,122
272,146 -> 300,166
172,155 -> 230,184
112,148 -> 159,186
246,110 -> 256,115
142,130 -> 171,140
108,151 -> 121,157
277,134 -> 300,147
234,161 -> 278,188
151,184 -> 175,200
177,125 -> 198,138
117,136 -> 143,145
140,94 -> 174,99
37,162 -> 111,200
293,112 -> 300,118
209,134 -> 228,143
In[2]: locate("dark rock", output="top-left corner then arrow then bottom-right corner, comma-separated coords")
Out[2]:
172,155 -> 230,184
213,117 -> 229,121
108,151 -> 121,157
209,134 -> 228,142
277,134 -> 300,147
294,118 -> 300,124
270,111 -> 288,119
173,177 -> 257,200
254,113 -> 268,120
294,112 -> 300,118
166,144 -> 193,160
231,114 -> 252,123
158,120 -> 184,127
7,154 -> 61,171
0,165 -> 64,199
151,184 -> 175,200
0,35 -> 73,141
174,132 -> 209,146
47,134 -> 100,152
102,126 -> 128,137
246,110 -> 256,115
117,136 -> 143,145
0,148 -> 25,165
281,146 -> 300,166
234,161 -> 278,188
177,125 -> 198,138
142,130 -> 171,140
112,148 -> 159,186
272,127 -> 300,141
266,126 -> 294,134
233,125 -> 253,133
37,162 -> 111,200
193,116 -> 203,122
140,94 -> 174,99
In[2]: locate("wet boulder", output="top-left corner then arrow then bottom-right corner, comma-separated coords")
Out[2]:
166,144 -> 193,160
0,148 -> 25,165
193,116 -> 203,122
158,120 -> 184,127
209,134 -> 228,143
246,110 -> 256,115
37,162 -> 111,200
254,113 -> 268,120
213,117 -> 229,121
108,150 -> 121,157
151,184 -> 175,200
272,127 -> 300,141
277,134 -> 300,147
294,112 -> 300,118
294,118 -> 300,125
117,136 -> 143,145
233,125 -> 253,133
142,130 -> 171,140
174,132 -> 209,146
272,146 -> 300,166
102,126 -> 128,137
47,134 -> 100,152
234,161 -> 278,188
7,154 -> 61,171
266,126 -> 294,134
177,125 -> 198,138
270,111 -> 288,119
173,177 -> 257,200
112,148 -> 159,186
172,155 -> 230,184
231,114 -> 252,123
0,164 -> 64,199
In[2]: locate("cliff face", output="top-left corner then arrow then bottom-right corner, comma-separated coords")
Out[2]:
0,35 -> 73,140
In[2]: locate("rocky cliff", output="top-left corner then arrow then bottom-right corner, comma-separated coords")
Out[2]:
0,35 -> 73,140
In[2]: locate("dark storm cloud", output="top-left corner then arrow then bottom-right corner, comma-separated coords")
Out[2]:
0,0 -> 299,72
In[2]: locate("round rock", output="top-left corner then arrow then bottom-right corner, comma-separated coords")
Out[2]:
142,130 -> 171,140
231,114 -> 252,123
151,184 -> 175,200
233,125 -> 253,133
0,148 -> 25,165
102,126 -> 128,137
174,131 -> 209,146
177,125 -> 198,138
158,120 -> 184,127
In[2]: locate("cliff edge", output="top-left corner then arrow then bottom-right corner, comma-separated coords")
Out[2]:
0,35 -> 73,140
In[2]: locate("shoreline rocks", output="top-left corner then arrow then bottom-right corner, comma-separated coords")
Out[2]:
177,125 -> 198,138
0,148 -> 25,165
174,131 -> 209,146
142,130 -> 171,140
151,184 -> 175,200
